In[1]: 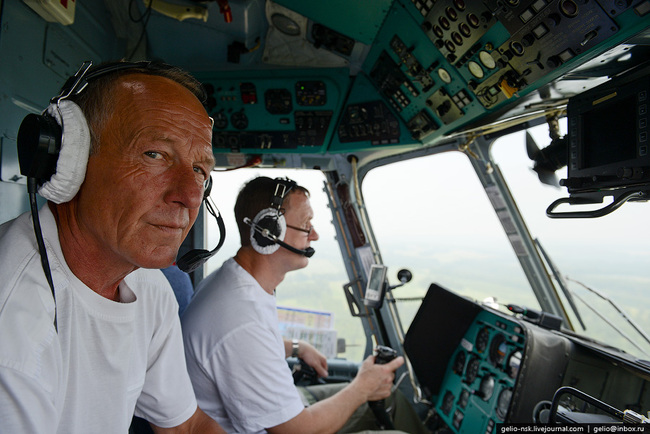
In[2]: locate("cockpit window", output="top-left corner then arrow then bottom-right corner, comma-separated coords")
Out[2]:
362,149 -> 539,331
491,122 -> 650,360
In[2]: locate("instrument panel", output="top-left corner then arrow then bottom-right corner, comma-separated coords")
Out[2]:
404,284 -> 571,433
436,311 -> 526,433
196,0 -> 647,155
194,68 -> 351,153
404,283 -> 650,433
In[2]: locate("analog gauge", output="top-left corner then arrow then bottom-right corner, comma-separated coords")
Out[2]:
479,374 -> 495,401
496,388 -> 513,420
479,50 -> 497,69
507,350 -> 522,379
453,350 -> 466,375
468,61 -> 484,79
230,111 -> 248,130
458,389 -> 470,409
476,326 -> 490,353
213,111 -> 228,129
465,356 -> 480,384
441,390 -> 454,415
489,333 -> 507,367
438,68 -> 452,84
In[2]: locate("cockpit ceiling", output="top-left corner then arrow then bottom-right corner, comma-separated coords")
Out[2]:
2,0 -> 649,164
146,0 -> 648,157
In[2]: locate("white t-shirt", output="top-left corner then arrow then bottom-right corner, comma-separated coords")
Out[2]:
182,257 -> 305,433
0,205 -> 197,433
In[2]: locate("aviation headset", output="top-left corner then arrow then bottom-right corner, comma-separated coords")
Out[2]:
16,60 -> 225,329
243,178 -> 315,258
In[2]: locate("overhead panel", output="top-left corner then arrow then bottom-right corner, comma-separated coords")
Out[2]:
272,0 -> 394,44
194,68 -> 349,154
351,0 -> 650,148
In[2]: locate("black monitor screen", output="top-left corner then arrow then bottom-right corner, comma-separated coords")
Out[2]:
582,95 -> 636,169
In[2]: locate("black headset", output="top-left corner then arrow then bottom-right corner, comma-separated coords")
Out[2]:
177,176 -> 227,273
16,60 -> 225,329
244,178 -> 315,258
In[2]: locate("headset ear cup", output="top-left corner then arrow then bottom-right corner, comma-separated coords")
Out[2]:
17,113 -> 62,181
249,208 -> 286,255
37,100 -> 91,204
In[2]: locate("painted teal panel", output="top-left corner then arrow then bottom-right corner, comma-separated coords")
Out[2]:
273,0 -> 394,45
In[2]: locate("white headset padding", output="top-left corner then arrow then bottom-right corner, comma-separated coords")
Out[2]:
38,100 -> 91,204
250,208 -> 286,255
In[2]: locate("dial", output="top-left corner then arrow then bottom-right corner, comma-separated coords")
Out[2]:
230,111 -> 248,130
479,50 -> 496,69
489,332 -> 507,367
478,374 -> 495,401
453,350 -> 466,375
438,68 -> 452,84
213,111 -> 228,129
497,388 -> 513,420
441,390 -> 454,415
476,326 -> 490,353
507,350 -> 522,379
465,356 -> 480,384
468,61 -> 484,79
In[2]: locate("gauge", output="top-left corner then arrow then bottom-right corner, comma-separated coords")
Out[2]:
468,61 -> 484,79
213,111 -> 228,129
438,68 -> 452,84
479,50 -> 496,69
458,389 -> 470,409
230,111 -> 248,130
478,374 -> 495,401
489,332 -> 507,367
453,350 -> 466,375
496,387 -> 513,420
465,356 -> 480,384
507,350 -> 522,379
476,326 -> 490,353
441,390 -> 454,415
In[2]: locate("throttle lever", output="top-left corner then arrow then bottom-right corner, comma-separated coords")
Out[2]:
369,345 -> 397,430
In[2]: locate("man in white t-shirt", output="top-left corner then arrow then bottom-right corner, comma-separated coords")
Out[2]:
0,61 -> 225,433
182,176 -> 409,433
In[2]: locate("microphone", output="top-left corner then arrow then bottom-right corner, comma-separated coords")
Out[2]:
244,217 -> 315,258
177,196 -> 226,273
276,238 -> 315,258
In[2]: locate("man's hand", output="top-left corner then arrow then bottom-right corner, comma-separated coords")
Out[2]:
352,354 -> 404,402
296,340 -> 329,378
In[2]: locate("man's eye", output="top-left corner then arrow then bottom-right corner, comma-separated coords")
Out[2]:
144,151 -> 162,159
194,166 -> 208,178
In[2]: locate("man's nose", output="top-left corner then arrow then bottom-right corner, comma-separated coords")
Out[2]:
309,226 -> 319,241
167,166 -> 204,209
